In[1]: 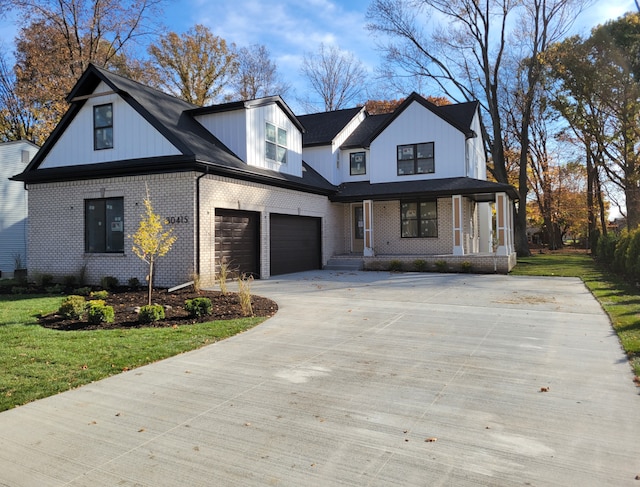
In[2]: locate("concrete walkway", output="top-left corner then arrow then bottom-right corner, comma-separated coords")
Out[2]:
1,271 -> 639,486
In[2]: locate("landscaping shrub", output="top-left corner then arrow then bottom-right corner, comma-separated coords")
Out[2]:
625,228 -> 640,280
184,297 -> 212,318
388,259 -> 403,271
237,274 -> 253,316
90,290 -> 109,300
612,230 -> 630,274
435,260 -> 448,272
73,286 -> 92,296
87,300 -> 115,325
138,304 -> 165,323
10,286 -> 28,294
217,262 -> 231,295
595,232 -> 618,265
413,259 -> 428,272
33,273 -> 54,288
460,261 -> 473,273
128,277 -> 141,289
59,295 -> 86,319
100,276 -> 119,290
62,275 -> 78,289
45,284 -> 65,294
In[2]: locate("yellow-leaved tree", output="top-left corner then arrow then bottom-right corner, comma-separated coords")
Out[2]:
131,188 -> 177,306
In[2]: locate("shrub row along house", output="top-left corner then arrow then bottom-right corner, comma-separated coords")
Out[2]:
11,64 -> 517,287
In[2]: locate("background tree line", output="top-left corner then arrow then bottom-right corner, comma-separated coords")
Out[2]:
1,0 -> 638,257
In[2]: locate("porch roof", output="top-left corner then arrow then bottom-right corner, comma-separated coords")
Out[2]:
330,177 -> 519,203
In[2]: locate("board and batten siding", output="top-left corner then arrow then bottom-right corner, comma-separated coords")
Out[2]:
369,102 -> 467,184
0,140 -> 38,274
193,109 -> 248,162
40,82 -> 180,169
244,103 -> 303,177
467,111 -> 486,180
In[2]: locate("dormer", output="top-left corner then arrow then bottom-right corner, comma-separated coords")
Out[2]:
191,97 -> 304,178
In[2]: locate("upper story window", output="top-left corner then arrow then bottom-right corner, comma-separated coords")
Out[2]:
266,122 -> 287,164
397,142 -> 434,175
94,104 -> 113,150
350,152 -> 366,175
85,197 -> 124,253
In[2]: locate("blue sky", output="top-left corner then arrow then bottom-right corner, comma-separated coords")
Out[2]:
0,0 -> 637,112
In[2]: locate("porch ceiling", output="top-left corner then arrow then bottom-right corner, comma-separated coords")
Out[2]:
330,177 -> 519,203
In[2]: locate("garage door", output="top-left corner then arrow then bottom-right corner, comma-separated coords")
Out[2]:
214,209 -> 260,278
270,214 -> 321,276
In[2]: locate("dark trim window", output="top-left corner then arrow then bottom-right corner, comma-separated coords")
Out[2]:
85,198 -> 124,253
94,103 -> 113,150
401,200 -> 438,238
350,152 -> 366,175
266,122 -> 287,164
397,142 -> 434,175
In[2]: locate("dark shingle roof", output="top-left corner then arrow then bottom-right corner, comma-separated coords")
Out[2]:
297,107 -> 363,146
341,113 -> 392,149
331,177 -> 519,202
14,64 -> 336,195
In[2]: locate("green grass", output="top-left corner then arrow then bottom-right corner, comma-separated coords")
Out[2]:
0,294 -> 266,412
512,252 -> 640,378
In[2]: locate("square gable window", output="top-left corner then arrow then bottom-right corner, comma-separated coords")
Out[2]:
350,152 -> 366,175
94,103 -> 113,150
266,122 -> 287,164
397,142 -> 434,175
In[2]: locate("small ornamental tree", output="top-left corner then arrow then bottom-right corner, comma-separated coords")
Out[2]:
130,188 -> 177,306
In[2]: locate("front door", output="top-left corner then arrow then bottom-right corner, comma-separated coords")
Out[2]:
352,204 -> 364,253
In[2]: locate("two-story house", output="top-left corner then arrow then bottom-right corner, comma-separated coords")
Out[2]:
12,64 -> 517,287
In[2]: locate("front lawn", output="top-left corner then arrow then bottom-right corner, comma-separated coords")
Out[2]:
511,252 -> 640,379
0,294 -> 267,412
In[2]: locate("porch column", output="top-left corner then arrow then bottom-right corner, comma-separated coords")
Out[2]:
363,199 -> 374,257
452,195 -> 464,255
495,192 -> 513,256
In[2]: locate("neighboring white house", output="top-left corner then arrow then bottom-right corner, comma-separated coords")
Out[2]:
11,64 -> 517,287
0,140 -> 39,277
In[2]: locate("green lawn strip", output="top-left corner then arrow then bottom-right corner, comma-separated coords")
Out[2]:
0,294 -> 266,412
511,253 -> 640,377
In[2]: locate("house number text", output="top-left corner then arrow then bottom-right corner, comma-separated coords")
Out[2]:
165,216 -> 189,224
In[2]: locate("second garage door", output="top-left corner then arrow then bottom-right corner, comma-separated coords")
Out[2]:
270,214 -> 321,276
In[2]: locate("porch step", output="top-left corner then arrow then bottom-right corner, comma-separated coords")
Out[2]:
324,257 -> 364,271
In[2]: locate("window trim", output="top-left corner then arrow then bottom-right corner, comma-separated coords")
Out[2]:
93,103 -> 113,150
84,197 -> 124,253
400,200 -> 438,238
349,151 -> 366,175
397,142 -> 434,175
265,121 -> 287,164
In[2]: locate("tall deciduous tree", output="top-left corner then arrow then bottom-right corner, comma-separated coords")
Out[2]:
367,0 -> 588,256
300,43 -> 367,112
231,44 -> 289,100
0,0 -> 163,144
545,13 -> 640,230
148,24 -> 238,105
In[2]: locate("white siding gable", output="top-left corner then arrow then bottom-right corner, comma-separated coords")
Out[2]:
466,110 -> 486,179
194,109 -> 247,162
40,82 -> 180,169
369,102 -> 467,184
246,103 -> 302,177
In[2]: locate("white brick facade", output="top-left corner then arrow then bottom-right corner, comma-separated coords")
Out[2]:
26,172 -> 345,287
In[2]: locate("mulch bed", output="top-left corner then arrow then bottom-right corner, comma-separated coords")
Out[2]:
38,288 -> 278,331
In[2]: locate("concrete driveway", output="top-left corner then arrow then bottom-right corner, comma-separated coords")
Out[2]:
1,271 -> 639,486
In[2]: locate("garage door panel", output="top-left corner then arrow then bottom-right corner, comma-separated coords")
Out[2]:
270,214 -> 321,276
214,209 -> 259,277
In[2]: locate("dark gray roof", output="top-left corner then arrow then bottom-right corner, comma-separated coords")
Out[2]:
14,64 -> 336,195
297,107 -> 363,147
341,113 -> 392,149
330,177 -> 519,202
